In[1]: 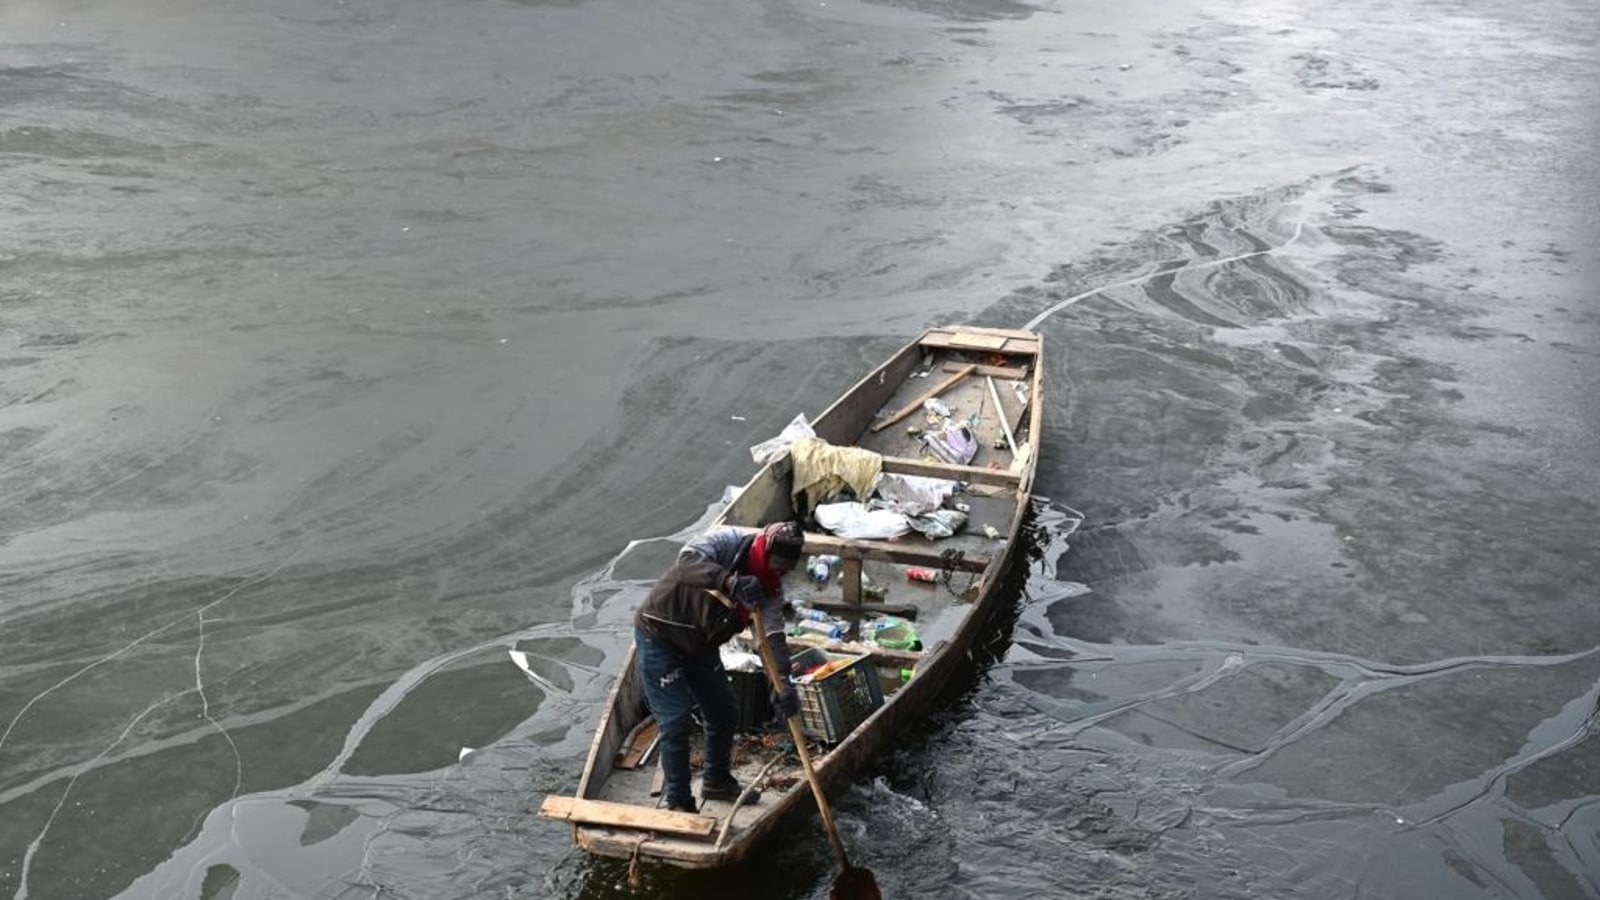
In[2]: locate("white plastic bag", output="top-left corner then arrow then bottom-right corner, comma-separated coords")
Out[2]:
749,413 -> 816,465
719,647 -> 764,673
814,502 -> 911,540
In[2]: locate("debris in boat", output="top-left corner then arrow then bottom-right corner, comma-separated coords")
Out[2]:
920,421 -> 978,465
790,437 -> 883,509
907,507 -> 966,539
871,364 -> 974,432
923,397 -> 951,418
874,472 -> 958,516
864,617 -> 919,652
795,616 -> 848,640
807,554 -> 839,585
982,524 -> 1001,540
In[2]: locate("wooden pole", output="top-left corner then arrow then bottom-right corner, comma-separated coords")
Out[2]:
987,375 -> 1018,456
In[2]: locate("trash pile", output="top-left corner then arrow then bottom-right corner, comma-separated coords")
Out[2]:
747,411 -> 1013,542
782,601 -> 922,653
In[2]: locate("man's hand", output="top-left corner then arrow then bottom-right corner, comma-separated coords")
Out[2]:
773,685 -> 801,719
732,575 -> 764,607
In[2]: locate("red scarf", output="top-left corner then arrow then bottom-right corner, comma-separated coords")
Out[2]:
746,533 -> 784,597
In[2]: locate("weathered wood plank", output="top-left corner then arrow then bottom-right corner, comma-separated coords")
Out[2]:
723,525 -> 993,571
800,533 -> 991,572
987,376 -> 1018,456
870,364 -> 977,432
539,796 -> 717,837
809,599 -> 919,619
879,455 -> 1023,487
920,331 -> 1039,355
840,556 -> 863,605
946,332 -> 1008,350
787,636 -> 924,669
942,362 -> 1028,379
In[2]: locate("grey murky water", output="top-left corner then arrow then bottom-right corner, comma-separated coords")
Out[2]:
2,0 -> 1596,897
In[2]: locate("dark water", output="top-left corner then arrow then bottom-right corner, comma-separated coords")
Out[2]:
2,0 -> 1597,897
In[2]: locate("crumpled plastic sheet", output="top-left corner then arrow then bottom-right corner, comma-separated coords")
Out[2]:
874,472 -> 959,516
907,508 -> 967,539
749,412 -> 816,465
814,501 -> 912,539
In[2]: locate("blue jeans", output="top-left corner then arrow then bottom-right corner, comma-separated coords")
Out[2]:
634,625 -> 738,809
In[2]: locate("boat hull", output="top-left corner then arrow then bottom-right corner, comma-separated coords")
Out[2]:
545,326 -> 1046,869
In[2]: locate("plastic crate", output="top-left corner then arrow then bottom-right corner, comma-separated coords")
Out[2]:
728,669 -> 774,732
794,651 -> 885,743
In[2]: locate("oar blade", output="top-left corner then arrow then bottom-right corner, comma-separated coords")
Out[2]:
830,865 -> 882,900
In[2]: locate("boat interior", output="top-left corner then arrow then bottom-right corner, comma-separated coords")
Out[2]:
541,326 -> 1043,863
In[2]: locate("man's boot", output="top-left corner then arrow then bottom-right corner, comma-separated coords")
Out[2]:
700,774 -> 758,804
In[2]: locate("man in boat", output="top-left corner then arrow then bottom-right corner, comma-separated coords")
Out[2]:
633,521 -> 805,813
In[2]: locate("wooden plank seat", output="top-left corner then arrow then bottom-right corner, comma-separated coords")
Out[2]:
941,362 -> 1029,379
725,526 -> 991,572
918,326 -> 1041,356
879,455 -> 1023,487
784,636 -> 925,670
539,796 -> 718,838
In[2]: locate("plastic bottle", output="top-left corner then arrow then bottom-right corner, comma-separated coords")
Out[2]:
796,617 -> 846,640
810,559 -> 830,585
797,606 -> 833,623
806,554 -> 839,586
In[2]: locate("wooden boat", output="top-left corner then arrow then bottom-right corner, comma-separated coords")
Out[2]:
539,325 -> 1044,868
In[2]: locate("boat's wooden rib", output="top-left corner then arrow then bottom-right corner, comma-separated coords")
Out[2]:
940,362 -> 1029,379
722,526 -> 992,572
878,455 -> 1023,486
795,638 -> 924,669
807,598 -> 920,619
542,325 -> 1046,871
